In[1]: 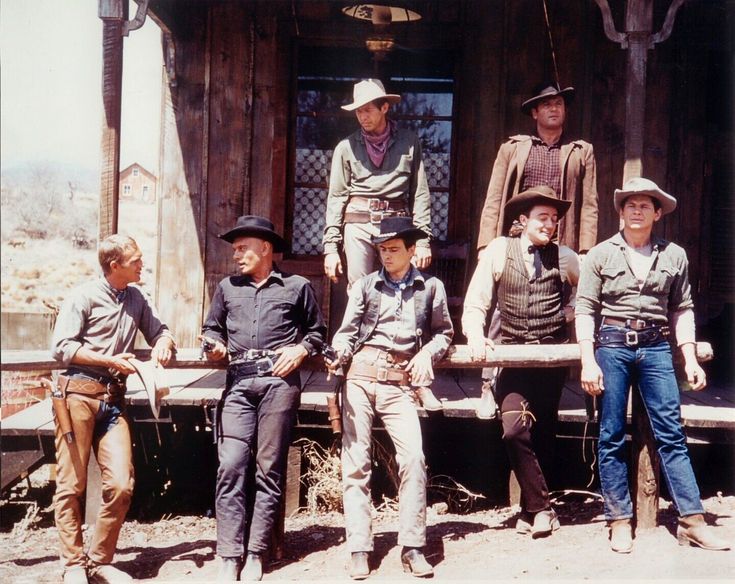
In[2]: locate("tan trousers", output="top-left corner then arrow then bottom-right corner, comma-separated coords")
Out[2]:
343,222 -> 382,286
341,373 -> 427,552
53,394 -> 134,568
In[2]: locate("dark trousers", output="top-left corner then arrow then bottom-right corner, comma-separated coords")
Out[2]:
495,366 -> 567,513
215,374 -> 300,557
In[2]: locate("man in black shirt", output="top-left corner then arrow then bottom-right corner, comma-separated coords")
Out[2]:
201,215 -> 326,581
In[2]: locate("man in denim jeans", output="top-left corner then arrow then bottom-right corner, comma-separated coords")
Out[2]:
51,235 -> 175,584
576,178 -> 729,553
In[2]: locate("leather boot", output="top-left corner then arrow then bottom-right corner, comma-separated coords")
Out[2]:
531,508 -> 560,539
609,519 -> 633,554
348,552 -> 370,580
217,557 -> 242,582
87,564 -> 132,584
241,552 -> 263,581
677,514 -> 731,550
415,387 -> 443,412
400,547 -> 433,578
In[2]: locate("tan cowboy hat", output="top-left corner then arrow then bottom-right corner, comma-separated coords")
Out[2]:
503,186 -> 572,232
614,177 -> 677,215
341,79 -> 401,111
521,82 -> 575,115
129,358 -> 169,419
219,215 -> 287,252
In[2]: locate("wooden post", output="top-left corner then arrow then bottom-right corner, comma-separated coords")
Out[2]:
98,0 -> 126,240
630,388 -> 659,529
622,0 -> 653,184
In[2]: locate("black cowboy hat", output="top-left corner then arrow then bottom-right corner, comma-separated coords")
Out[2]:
219,215 -> 287,252
521,82 -> 575,115
371,216 -> 428,245
504,186 -> 572,227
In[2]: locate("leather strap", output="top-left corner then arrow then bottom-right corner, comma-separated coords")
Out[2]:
347,361 -> 411,385
58,375 -> 126,399
356,346 -> 414,365
344,208 -> 410,224
350,196 -> 409,210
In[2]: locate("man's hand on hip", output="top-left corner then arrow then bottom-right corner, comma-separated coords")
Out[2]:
324,253 -> 343,283
273,344 -> 308,377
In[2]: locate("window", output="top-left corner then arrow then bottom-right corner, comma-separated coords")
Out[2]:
123,184 -> 132,196
288,46 -> 455,256
132,167 -> 140,177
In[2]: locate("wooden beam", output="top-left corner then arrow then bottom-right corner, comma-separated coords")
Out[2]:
98,0 -> 126,240
0,342 -> 714,372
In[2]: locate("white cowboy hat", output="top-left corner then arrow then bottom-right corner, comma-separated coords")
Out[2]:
614,177 -> 677,215
341,79 -> 401,111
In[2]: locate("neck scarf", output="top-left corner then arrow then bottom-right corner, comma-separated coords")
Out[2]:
362,119 -> 394,168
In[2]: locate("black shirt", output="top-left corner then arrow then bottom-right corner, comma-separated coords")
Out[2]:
202,267 -> 326,357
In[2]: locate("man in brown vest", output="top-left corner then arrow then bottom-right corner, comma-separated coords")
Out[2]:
462,186 -> 579,537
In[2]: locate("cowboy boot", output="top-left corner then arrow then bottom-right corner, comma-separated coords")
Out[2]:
677,514 -> 731,550
531,508 -> 560,539
348,552 -> 370,580
400,548 -> 433,578
609,519 -> 633,553
241,552 -> 263,581
415,387 -> 442,411
216,557 -> 242,582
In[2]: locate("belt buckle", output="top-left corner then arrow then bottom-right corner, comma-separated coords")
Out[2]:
256,357 -> 274,376
369,210 -> 383,224
376,367 -> 389,382
625,330 -> 639,347
247,349 -> 264,359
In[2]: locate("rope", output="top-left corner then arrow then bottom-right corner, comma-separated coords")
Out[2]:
541,0 -> 561,88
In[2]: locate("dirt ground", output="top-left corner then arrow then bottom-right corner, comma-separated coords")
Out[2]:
1,487 -> 734,583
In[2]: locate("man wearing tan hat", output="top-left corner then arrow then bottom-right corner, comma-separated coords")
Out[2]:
576,178 -> 729,554
201,215 -> 327,581
323,78 -> 432,287
463,186 -> 579,539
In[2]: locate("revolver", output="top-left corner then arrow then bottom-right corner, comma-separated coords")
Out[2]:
200,337 -> 217,360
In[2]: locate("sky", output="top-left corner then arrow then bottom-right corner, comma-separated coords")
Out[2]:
0,0 -> 163,179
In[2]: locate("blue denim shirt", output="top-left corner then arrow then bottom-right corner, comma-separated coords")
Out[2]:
576,232 -> 693,324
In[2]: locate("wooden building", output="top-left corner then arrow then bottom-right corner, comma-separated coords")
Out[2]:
119,162 -> 157,203
99,0 -> 733,365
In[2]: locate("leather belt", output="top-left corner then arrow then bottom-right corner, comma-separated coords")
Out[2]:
58,374 -> 126,401
347,361 -> 411,385
503,333 -> 568,345
355,346 -> 414,365
601,316 -> 663,331
350,196 -> 409,211
596,326 -> 669,348
226,357 -> 277,387
344,208 -> 409,225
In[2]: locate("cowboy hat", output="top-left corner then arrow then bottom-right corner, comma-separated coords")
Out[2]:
521,82 -> 575,115
129,358 -> 170,419
219,215 -> 287,252
341,79 -> 401,111
614,177 -> 677,215
371,216 -> 428,245
504,185 -> 572,225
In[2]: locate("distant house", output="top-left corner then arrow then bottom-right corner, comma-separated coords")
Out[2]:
119,163 -> 156,203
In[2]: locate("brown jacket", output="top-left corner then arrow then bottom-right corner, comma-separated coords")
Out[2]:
477,134 -> 598,253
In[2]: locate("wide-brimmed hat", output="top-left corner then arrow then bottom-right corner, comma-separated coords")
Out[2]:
614,177 -> 677,215
504,186 -> 572,225
371,216 -> 427,245
341,79 -> 401,111
521,82 -> 575,115
219,215 -> 287,252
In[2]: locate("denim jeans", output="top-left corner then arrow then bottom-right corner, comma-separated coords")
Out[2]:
215,373 -> 300,557
595,333 -> 704,520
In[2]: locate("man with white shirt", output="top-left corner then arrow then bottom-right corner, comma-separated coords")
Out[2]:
463,186 -> 579,538
575,177 -> 729,553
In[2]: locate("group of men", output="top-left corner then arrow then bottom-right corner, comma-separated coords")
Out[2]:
49,78 -> 728,584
